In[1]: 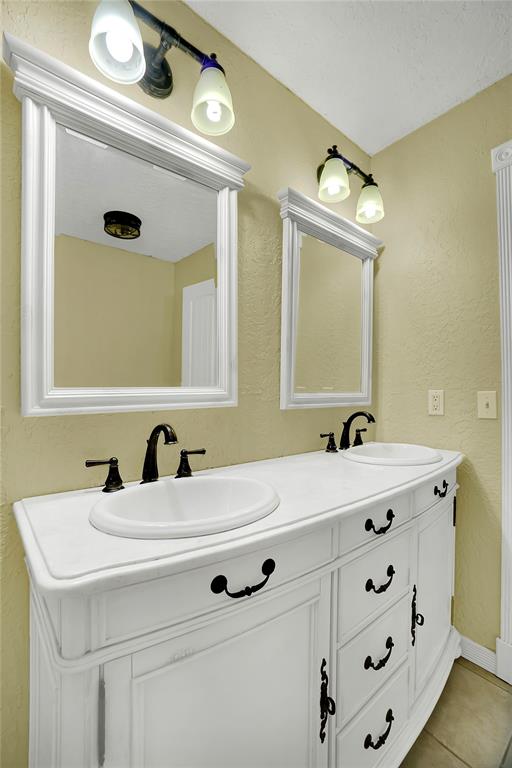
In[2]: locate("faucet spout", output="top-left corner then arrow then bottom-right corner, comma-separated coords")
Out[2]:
339,411 -> 375,450
141,423 -> 178,484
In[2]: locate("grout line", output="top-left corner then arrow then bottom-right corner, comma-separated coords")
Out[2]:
457,658 -> 512,696
423,730 -> 473,768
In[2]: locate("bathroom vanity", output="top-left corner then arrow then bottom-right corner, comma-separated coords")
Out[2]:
14,448 -> 462,768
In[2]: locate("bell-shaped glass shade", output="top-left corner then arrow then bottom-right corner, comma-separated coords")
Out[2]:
356,183 -> 385,224
191,66 -> 235,136
89,0 -> 145,85
318,156 -> 350,203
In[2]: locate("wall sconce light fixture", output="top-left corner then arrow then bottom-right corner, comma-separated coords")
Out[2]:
89,0 -> 235,136
317,145 -> 385,223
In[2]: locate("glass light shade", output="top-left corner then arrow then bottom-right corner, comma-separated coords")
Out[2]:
356,183 -> 385,224
89,0 -> 145,85
191,66 -> 235,136
318,156 -> 350,203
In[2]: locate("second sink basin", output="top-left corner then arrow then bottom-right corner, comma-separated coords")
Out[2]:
344,442 -> 442,466
90,475 -> 280,539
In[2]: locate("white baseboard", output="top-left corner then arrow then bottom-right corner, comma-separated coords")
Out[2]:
496,638 -> 512,684
460,635 -> 497,675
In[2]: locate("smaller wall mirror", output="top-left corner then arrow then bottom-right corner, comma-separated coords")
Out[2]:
278,188 -> 382,409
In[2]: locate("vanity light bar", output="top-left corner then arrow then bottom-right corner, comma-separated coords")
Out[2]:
317,145 -> 385,224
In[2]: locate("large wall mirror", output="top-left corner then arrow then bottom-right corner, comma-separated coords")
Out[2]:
5,34 -> 249,415
278,188 -> 382,409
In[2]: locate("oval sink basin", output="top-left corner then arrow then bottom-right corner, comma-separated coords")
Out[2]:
90,476 -> 280,539
344,442 -> 442,466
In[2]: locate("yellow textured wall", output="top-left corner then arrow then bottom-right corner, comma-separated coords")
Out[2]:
295,238 -> 361,392
0,3 -> 371,765
371,75 -> 512,651
54,235 -> 177,387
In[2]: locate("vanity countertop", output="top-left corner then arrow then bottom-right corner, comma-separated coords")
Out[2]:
14,448 -> 462,596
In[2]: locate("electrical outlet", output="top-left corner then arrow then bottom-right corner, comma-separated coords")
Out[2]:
428,389 -> 444,416
477,391 -> 497,419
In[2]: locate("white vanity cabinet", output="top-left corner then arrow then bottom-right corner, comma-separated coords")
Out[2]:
15,452 -> 462,768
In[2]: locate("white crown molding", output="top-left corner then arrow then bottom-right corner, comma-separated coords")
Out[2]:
278,187 -> 382,261
492,138 -> 512,683
3,34 -> 249,415
278,188 -> 380,410
492,139 -> 512,173
3,34 -> 250,192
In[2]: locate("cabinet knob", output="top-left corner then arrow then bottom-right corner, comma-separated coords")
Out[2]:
434,479 -> 449,498
363,708 -> 394,750
210,558 -> 276,599
365,565 -> 395,594
365,509 -> 395,535
364,636 -> 394,671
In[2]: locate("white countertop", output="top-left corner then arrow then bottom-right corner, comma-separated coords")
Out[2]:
14,448 -> 462,596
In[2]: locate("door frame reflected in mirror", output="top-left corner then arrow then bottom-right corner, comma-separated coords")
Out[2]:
4,34 -> 250,415
278,188 -> 382,410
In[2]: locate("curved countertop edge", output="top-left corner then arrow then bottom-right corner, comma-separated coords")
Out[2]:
13,449 -> 464,597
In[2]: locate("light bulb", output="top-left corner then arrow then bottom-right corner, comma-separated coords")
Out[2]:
327,181 -> 341,196
363,202 -> 377,219
105,29 -> 133,63
206,100 -> 222,123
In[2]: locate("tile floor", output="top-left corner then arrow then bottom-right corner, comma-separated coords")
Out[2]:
401,658 -> 512,768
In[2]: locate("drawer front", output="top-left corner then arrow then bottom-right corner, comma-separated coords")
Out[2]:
337,596 -> 410,727
96,526 -> 334,647
413,469 -> 457,516
338,530 -> 411,641
339,494 -> 411,555
337,665 -> 409,768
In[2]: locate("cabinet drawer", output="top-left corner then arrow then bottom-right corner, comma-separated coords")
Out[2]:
413,469 -> 456,516
337,596 -> 410,727
339,494 -> 411,555
338,529 -> 412,641
95,526 -> 334,647
337,665 -> 409,768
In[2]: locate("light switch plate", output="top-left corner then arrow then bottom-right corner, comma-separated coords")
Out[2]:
428,389 -> 444,415
477,391 -> 497,419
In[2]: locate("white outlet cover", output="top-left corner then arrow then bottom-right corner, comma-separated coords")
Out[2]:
428,389 -> 444,416
477,390 -> 497,419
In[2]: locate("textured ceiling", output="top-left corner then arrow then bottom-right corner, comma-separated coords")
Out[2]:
186,0 -> 512,155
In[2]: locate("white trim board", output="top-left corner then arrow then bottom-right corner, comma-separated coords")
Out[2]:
460,635 -> 497,676
493,138 -> 512,684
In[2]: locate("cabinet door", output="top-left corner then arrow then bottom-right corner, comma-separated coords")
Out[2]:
103,576 -> 333,768
414,500 -> 454,695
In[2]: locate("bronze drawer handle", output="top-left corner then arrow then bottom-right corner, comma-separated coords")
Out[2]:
365,509 -> 395,535
319,658 -> 336,743
364,636 -> 394,671
365,565 -> 395,594
364,708 -> 394,750
210,558 -> 275,599
434,480 -> 449,498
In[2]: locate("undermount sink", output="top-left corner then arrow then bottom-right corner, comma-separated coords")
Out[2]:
344,442 -> 443,466
90,476 -> 280,539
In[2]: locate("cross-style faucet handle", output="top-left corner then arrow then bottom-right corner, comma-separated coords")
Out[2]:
85,457 -> 124,493
175,448 -> 206,478
320,433 -> 338,453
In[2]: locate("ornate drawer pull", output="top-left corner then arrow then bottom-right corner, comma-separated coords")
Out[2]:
319,658 -> 336,743
434,479 -> 449,498
364,636 -> 394,671
210,558 -> 275,599
411,584 -> 425,645
364,708 -> 394,750
365,565 -> 395,594
365,508 -> 395,535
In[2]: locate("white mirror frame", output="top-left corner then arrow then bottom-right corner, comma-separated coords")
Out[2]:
278,188 -> 382,410
3,34 -> 250,416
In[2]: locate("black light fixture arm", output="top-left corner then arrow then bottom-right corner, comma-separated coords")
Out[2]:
129,0 -> 219,70
317,145 -> 376,187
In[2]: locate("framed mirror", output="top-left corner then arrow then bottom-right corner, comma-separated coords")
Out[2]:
5,34 -> 249,415
278,188 -> 382,409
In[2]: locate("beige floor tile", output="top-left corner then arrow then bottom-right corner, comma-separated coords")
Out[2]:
456,658 -> 512,696
400,731 -> 469,768
424,663 -> 512,768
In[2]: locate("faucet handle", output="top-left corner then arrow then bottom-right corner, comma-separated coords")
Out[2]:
176,449 -> 206,479
85,457 -> 124,493
353,428 -> 368,447
320,433 -> 338,453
